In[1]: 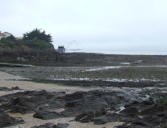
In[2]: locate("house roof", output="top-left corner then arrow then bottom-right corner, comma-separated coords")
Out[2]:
58,46 -> 65,48
0,32 -> 5,36
16,37 -> 22,40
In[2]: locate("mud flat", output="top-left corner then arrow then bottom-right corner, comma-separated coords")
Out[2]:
1,65 -> 167,88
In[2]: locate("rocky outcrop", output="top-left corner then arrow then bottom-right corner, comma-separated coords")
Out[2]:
0,89 -> 166,128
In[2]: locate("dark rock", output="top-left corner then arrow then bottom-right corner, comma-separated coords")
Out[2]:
0,86 -> 21,91
75,112 -> 95,123
62,90 -> 137,117
33,110 -> 62,120
140,104 -> 167,115
93,113 -> 121,125
115,123 -> 149,128
1,89 -> 165,127
31,123 -> 69,128
0,112 -> 24,127
115,100 -> 167,128
11,86 -> 21,90
120,106 -> 138,115
56,123 -> 69,128
0,90 -> 66,114
93,116 -> 109,125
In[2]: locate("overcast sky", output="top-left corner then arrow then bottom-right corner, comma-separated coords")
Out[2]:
0,0 -> 167,54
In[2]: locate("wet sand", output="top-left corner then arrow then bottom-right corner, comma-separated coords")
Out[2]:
0,71 -> 122,128
0,71 -> 98,94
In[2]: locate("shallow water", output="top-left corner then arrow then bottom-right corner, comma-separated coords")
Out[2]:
85,66 -> 122,72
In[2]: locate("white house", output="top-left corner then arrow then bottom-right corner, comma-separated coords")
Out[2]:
0,32 -> 5,40
0,31 -> 12,40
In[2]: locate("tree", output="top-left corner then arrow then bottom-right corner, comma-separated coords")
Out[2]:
5,35 -> 16,40
23,29 -> 52,43
0,29 -> 55,50
22,29 -> 54,50
0,35 -> 17,48
23,39 -> 54,50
